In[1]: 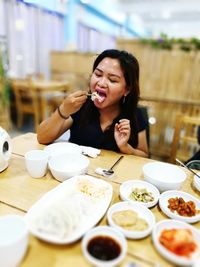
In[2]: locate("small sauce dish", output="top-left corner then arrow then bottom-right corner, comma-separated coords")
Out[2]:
82,226 -> 127,267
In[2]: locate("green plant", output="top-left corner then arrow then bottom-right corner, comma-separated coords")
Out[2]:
0,52 -> 10,107
141,34 -> 200,52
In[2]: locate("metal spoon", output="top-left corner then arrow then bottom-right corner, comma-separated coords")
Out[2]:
103,155 -> 124,175
176,158 -> 200,179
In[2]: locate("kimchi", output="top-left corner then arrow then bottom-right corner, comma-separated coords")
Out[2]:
159,228 -> 197,258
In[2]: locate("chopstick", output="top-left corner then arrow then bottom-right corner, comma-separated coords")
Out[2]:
127,251 -> 158,266
12,152 -> 24,158
176,158 -> 200,179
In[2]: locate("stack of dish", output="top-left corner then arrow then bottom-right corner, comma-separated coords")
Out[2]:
44,142 -> 89,182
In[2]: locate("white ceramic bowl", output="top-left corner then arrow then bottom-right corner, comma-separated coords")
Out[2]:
152,219 -> 200,266
0,215 -> 29,267
107,201 -> 155,239
143,162 -> 187,192
119,180 -> 160,208
44,142 -> 82,158
48,152 -> 90,182
82,226 -> 127,267
193,172 -> 200,192
159,190 -> 200,223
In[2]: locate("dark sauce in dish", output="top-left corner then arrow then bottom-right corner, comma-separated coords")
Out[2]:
87,235 -> 121,261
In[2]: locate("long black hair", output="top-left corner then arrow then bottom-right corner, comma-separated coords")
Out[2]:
80,49 -> 140,148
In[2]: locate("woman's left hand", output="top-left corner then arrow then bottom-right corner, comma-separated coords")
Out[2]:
114,119 -> 131,149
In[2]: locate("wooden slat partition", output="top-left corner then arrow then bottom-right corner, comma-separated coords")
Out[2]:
50,51 -> 96,91
117,39 -> 200,102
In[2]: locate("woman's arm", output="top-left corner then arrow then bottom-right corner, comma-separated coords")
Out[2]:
37,90 -> 87,144
118,129 -> 149,157
114,119 -> 149,157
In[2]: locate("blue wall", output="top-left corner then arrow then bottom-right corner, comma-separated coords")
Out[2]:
22,0 -> 66,14
64,0 -> 141,48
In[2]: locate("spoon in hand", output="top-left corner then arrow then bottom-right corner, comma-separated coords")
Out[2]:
103,156 -> 124,176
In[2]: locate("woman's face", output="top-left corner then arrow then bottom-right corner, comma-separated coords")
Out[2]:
90,57 -> 128,109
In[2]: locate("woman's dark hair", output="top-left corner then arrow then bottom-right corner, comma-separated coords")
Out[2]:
81,49 -> 140,148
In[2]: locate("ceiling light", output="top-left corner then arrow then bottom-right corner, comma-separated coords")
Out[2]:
162,11 -> 171,19
15,19 -> 25,31
80,0 -> 90,3
149,117 -> 156,125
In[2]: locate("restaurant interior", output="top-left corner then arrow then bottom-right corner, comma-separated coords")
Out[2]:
1,1 -> 200,266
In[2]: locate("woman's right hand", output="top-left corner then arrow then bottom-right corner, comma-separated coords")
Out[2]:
59,90 -> 87,117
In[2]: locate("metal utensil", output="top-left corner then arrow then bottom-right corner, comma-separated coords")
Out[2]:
127,251 -> 160,267
176,158 -> 200,179
103,155 -> 124,175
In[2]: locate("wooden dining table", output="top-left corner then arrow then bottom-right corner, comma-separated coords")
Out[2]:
11,78 -> 71,123
1,132 -> 200,267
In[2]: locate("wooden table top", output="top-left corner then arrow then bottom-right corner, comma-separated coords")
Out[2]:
1,132 -> 200,267
11,79 -> 70,91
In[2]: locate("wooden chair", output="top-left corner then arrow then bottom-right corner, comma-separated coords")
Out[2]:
38,82 -> 70,120
169,114 -> 200,163
26,73 -> 45,81
11,79 -> 40,131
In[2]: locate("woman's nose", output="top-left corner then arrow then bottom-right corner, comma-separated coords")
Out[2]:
98,77 -> 107,87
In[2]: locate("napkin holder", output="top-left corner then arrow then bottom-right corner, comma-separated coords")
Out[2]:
0,127 -> 12,172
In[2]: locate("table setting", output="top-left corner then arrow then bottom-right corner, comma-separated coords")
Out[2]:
1,131 -> 200,266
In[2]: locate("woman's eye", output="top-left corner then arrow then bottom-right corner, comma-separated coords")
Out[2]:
110,79 -> 117,83
94,71 -> 101,77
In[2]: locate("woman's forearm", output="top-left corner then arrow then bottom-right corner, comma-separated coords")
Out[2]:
37,108 -> 72,144
119,143 -> 149,157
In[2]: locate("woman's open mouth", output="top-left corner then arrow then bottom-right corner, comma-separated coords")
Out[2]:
95,90 -> 106,103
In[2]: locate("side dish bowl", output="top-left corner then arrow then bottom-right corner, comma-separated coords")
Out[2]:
82,226 -> 127,267
119,179 -> 160,208
152,219 -> 200,266
48,153 -> 90,182
107,201 -> 155,239
159,190 -> 200,224
143,162 -> 187,192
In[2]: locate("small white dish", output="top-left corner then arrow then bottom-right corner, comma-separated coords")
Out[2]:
82,226 -> 127,267
0,215 -> 29,267
159,190 -> 200,223
48,152 -> 90,182
107,201 -> 155,239
152,219 -> 200,266
143,162 -> 187,192
44,142 -> 82,158
193,172 -> 200,191
119,180 -> 160,208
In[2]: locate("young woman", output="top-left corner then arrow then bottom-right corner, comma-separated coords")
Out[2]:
37,49 -> 149,157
